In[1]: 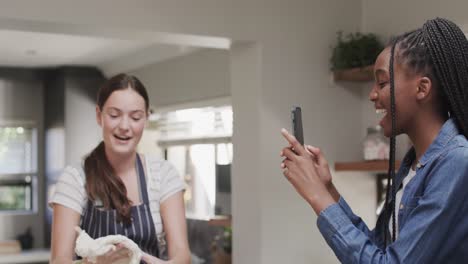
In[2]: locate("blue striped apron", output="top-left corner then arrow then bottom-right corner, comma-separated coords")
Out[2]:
80,155 -> 159,259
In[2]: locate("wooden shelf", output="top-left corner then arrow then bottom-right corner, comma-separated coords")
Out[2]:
333,65 -> 374,82
335,160 -> 401,173
208,215 -> 231,227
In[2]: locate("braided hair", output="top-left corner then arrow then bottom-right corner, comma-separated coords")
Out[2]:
382,18 -> 468,246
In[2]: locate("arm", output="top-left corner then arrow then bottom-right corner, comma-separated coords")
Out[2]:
291,139 -> 375,237
49,166 -> 85,263
50,204 -> 81,264
142,192 -> 190,264
161,191 -> 191,263
50,166 -> 129,264
317,147 -> 468,263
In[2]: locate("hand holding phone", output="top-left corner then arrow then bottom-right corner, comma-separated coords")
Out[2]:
291,106 -> 304,145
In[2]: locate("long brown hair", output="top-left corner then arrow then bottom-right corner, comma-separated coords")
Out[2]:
84,73 -> 149,224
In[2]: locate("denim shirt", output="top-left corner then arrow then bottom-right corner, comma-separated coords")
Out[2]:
317,119 -> 468,263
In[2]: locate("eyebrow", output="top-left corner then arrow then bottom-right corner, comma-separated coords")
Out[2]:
374,69 -> 388,79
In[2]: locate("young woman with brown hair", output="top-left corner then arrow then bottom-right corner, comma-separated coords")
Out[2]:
50,74 -> 190,263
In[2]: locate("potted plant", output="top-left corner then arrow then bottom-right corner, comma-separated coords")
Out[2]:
331,32 -> 383,82
221,227 -> 232,254
212,227 -> 232,264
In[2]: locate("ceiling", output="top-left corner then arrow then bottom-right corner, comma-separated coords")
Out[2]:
0,29 -> 200,76
0,18 -> 231,76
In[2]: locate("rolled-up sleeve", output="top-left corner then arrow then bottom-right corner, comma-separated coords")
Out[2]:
48,165 -> 87,214
315,147 -> 468,263
159,161 -> 185,203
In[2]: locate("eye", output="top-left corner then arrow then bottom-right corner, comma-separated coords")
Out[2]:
108,113 -> 119,119
378,81 -> 388,89
131,115 -> 143,121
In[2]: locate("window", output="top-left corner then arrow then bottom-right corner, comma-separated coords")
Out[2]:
0,124 -> 38,212
151,105 -> 233,219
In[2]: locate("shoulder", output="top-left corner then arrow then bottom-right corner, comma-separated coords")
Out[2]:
441,135 -> 468,164
49,162 -> 87,214
426,141 -> 468,189
58,163 -> 86,186
142,154 -> 184,202
143,154 -> 180,179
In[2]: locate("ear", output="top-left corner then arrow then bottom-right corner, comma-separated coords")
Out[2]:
416,76 -> 432,101
96,106 -> 102,127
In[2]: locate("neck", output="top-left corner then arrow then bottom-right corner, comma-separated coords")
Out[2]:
406,112 -> 447,164
105,148 -> 137,177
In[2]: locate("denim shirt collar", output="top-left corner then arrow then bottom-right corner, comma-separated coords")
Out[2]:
396,118 -> 460,188
417,118 -> 460,167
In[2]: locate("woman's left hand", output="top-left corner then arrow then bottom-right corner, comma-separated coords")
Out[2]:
280,128 -> 336,215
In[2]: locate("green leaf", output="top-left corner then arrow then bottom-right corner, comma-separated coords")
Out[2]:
330,32 -> 384,70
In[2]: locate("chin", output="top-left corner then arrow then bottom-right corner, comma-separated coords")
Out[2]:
110,145 -> 136,156
383,126 -> 403,138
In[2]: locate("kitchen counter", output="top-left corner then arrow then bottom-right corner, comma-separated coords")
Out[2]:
0,249 -> 50,263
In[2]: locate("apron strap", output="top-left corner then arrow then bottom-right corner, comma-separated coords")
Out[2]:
136,154 -> 150,204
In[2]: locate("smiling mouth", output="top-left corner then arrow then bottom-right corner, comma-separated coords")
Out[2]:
114,135 -> 131,141
376,109 -> 388,126
376,109 -> 387,115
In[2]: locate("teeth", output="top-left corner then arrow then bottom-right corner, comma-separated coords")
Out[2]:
115,135 -> 130,140
376,109 -> 387,115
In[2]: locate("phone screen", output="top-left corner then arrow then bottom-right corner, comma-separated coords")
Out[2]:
291,106 -> 304,145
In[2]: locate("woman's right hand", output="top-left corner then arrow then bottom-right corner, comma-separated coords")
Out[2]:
83,244 -> 130,264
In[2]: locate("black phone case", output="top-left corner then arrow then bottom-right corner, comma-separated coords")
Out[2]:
291,106 -> 304,145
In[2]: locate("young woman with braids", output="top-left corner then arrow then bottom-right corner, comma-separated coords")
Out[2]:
49,74 -> 190,263
280,17 -> 468,263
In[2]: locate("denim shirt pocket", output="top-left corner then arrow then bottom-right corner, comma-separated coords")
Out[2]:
405,196 -> 421,209
399,196 -> 421,228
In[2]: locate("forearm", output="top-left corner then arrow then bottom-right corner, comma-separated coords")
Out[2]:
165,255 -> 191,264
50,256 -> 73,264
305,188 -> 337,216
165,246 -> 191,264
327,182 -> 341,203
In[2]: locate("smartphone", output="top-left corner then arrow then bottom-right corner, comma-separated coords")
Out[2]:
291,106 -> 304,145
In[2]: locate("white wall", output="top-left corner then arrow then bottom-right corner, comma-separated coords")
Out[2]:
230,43 -> 262,263
362,1 -> 468,37
131,49 -> 230,108
0,1 -> 366,263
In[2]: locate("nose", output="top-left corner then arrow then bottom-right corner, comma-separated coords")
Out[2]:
369,85 -> 379,102
118,115 -> 130,130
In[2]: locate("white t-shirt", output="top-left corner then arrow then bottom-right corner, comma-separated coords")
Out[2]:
390,168 -> 417,239
48,154 -> 185,250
